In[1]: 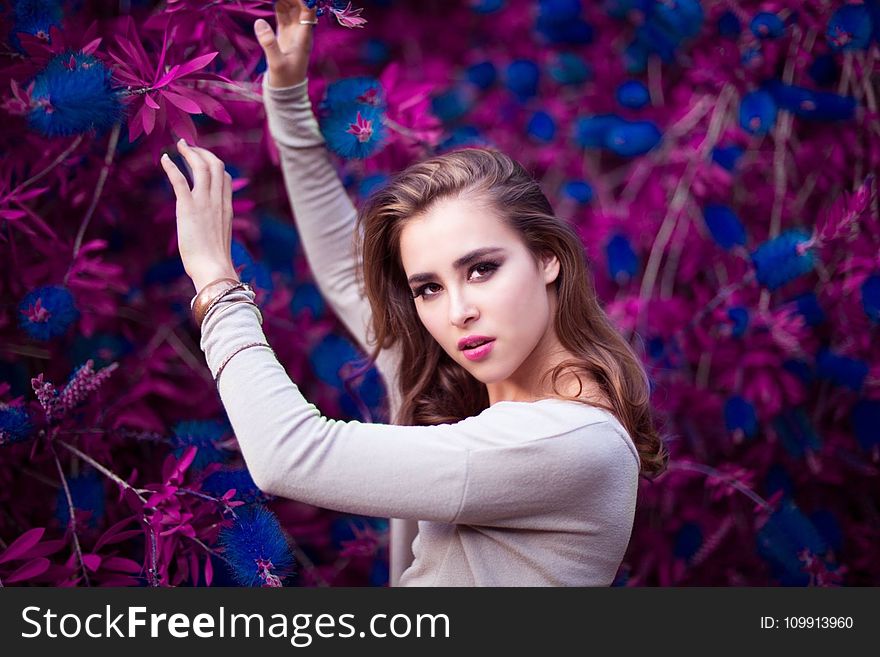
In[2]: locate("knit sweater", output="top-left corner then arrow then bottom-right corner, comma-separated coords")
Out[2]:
197,76 -> 641,586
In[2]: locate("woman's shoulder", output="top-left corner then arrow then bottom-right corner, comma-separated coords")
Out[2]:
482,398 -> 639,469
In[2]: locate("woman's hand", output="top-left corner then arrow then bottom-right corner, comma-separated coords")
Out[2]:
254,0 -> 318,88
160,139 -> 238,294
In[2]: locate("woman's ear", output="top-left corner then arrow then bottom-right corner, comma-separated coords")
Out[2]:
540,250 -> 561,285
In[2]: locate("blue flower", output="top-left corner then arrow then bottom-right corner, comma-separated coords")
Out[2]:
604,120 -> 662,157
218,505 -> 295,587
360,37 -> 389,67
55,470 -> 105,529
790,292 -> 825,327
536,0 -> 593,45
764,81 -> 856,122
431,86 -> 474,123
750,12 -> 785,39
573,114 -> 624,148
526,110 -> 556,141
725,395 -> 758,438
782,359 -> 814,386
750,229 -> 815,291
202,467 -> 267,504
320,103 -> 386,160
606,233 -> 639,283
703,204 -> 746,250
28,51 -> 123,138
0,406 -> 34,446
756,499 -> 828,586
616,80 -> 650,109
739,90 -> 777,135
320,77 -> 386,114
815,348 -> 868,392
562,180 -> 593,204
772,407 -> 821,459
547,52 -> 591,85
465,61 -> 497,90
711,145 -> 744,171
717,10 -> 741,38
259,214 -> 300,278
505,59 -> 540,101
9,0 -> 62,51
436,125 -> 491,153
851,399 -> 880,452
727,306 -> 749,337
171,419 -> 230,471
18,285 -> 79,340
673,522 -> 702,561
808,54 -> 839,88
310,334 -> 363,388
290,282 -> 325,319
827,5 -> 873,52
810,509 -> 844,553
861,273 -> 880,322
470,0 -> 505,13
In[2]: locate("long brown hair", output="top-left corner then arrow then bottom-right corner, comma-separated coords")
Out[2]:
352,147 -> 668,478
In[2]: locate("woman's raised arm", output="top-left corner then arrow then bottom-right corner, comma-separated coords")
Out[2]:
255,3 -> 402,400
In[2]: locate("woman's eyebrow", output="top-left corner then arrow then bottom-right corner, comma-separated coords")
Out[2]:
407,247 -> 506,285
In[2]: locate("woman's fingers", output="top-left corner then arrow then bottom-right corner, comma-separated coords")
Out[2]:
160,153 -> 192,201
177,139 -> 209,195
222,171 -> 233,238
187,144 -> 226,206
254,18 -> 282,66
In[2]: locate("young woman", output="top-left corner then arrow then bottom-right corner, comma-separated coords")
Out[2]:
160,0 -> 667,586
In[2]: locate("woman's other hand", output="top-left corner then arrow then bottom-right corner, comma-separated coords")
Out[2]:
160,139 -> 238,294
254,0 -> 318,88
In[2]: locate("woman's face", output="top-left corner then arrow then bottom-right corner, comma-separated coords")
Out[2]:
398,196 -> 562,400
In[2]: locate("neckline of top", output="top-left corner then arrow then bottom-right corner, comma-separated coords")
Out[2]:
489,397 -> 619,420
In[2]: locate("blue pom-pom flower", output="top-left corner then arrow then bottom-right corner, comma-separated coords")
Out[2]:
739,90 -> 777,135
606,233 -> 639,283
171,419 -> 230,471
764,81 -> 856,122
18,285 -> 79,340
562,180 -> 593,204
726,306 -> 749,337
548,52 -> 591,85
218,505 -> 295,587
319,77 -> 387,159
55,470 -> 105,529
703,204 -> 746,250
28,51 -> 123,138
290,282 -> 326,318
756,499 -> 829,586
465,61 -> 497,90
750,12 -> 785,39
0,406 -> 34,446
505,59 -> 541,100
9,0 -> 62,51
861,273 -> 880,322
725,395 -> 758,438
604,120 -> 662,157
827,5 -> 873,52
851,399 -> 880,452
310,334 -> 362,389
815,348 -> 868,392
616,80 -> 650,109
712,145 -> 744,171
202,467 -> 266,504
526,110 -> 556,141
750,229 -> 815,291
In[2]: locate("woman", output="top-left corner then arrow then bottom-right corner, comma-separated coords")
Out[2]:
160,0 -> 667,586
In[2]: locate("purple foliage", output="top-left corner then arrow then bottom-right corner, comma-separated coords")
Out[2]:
1,0 -> 879,587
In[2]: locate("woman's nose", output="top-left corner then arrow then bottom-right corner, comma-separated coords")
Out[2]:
448,289 -> 479,327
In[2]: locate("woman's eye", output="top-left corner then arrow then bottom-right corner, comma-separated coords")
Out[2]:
412,261 -> 499,300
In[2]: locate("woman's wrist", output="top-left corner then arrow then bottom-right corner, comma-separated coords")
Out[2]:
192,266 -> 240,295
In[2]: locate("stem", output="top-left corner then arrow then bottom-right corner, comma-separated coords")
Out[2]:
64,122 -> 122,286
666,460 -> 772,511
10,135 -> 84,195
49,441 -> 91,587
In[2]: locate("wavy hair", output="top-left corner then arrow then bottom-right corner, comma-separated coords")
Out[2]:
351,147 -> 668,478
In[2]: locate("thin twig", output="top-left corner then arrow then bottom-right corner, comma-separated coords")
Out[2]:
64,122 -> 122,286
49,440 -> 91,587
10,135 -> 84,194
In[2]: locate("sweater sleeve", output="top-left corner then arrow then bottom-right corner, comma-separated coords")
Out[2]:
199,291 -> 632,525
261,76 -> 401,395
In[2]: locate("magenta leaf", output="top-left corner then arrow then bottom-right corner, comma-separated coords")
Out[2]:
5,557 -> 51,583
0,527 -> 45,564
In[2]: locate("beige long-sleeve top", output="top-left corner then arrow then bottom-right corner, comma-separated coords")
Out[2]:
197,76 -> 640,586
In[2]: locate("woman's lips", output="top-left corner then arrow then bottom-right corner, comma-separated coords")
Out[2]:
461,339 -> 495,361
